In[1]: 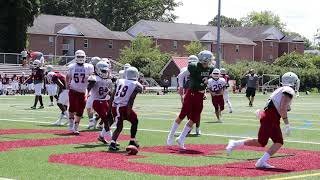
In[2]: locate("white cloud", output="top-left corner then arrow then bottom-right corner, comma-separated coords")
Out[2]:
174,0 -> 320,41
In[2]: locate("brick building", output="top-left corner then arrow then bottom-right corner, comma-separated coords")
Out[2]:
127,20 -> 256,63
27,14 -> 132,60
225,26 -> 304,63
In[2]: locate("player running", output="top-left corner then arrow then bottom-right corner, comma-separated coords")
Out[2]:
87,61 -> 114,144
48,71 -> 69,126
66,50 -> 94,134
109,67 -> 143,151
208,69 -> 226,123
167,50 -> 214,149
220,68 -> 233,113
226,72 -> 299,169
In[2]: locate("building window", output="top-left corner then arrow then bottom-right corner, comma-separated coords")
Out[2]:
84,39 -> 89,48
235,45 -> 240,52
269,54 -> 273,61
107,40 -> 113,49
173,41 -> 178,49
294,44 -> 298,50
270,41 -> 273,47
49,36 -> 54,47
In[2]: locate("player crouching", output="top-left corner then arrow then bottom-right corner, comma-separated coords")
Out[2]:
208,69 -> 226,123
87,61 -> 114,144
226,72 -> 299,169
109,67 -> 143,151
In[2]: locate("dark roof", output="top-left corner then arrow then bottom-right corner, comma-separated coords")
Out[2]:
127,20 -> 256,45
281,35 -> 304,43
225,26 -> 284,41
112,31 -> 133,41
28,14 -> 131,40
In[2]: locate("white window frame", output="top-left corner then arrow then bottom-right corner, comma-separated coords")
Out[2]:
173,40 -> 178,49
108,40 -> 113,49
235,45 -> 240,52
49,36 -> 54,47
84,39 -> 89,48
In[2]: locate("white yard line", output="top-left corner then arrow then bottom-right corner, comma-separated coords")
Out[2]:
0,118 -> 320,145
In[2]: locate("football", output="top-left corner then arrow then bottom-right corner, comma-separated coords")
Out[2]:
126,145 -> 139,155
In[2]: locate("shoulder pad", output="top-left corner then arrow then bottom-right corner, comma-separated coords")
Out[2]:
88,75 -> 97,82
282,86 -> 295,96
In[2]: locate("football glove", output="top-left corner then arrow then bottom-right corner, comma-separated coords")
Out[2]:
283,124 -> 291,136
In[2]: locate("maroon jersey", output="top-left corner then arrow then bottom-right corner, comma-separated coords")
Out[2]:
19,76 -> 27,84
52,73 -> 66,89
222,74 -> 230,87
31,68 -> 44,83
1,77 -> 9,84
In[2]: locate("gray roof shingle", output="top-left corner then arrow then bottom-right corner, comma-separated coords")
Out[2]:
127,20 -> 256,45
225,26 -> 285,41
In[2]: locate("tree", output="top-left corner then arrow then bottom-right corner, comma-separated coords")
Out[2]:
0,0 -> 40,53
40,0 -> 182,31
241,11 -> 286,32
208,15 -> 242,27
119,35 -> 171,79
184,41 -> 206,56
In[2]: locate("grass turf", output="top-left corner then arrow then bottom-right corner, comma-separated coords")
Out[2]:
0,93 -> 319,179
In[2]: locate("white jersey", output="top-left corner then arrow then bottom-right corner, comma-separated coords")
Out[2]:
177,67 -> 190,88
208,78 -> 226,92
269,86 -> 295,114
68,63 -> 94,93
90,76 -> 113,100
113,79 -> 143,107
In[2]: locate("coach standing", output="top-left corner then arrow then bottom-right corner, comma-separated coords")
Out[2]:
245,69 -> 259,107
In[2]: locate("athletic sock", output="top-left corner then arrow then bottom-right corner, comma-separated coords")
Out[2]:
100,128 -> 107,137
234,139 -> 245,146
39,96 -> 43,106
259,152 -> 271,163
178,124 -> 192,143
168,122 -> 179,137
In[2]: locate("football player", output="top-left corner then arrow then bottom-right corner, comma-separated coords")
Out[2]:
46,65 -> 58,106
25,60 -> 45,109
66,50 -> 94,134
48,71 -> 69,126
177,55 -> 202,135
167,50 -> 214,149
220,68 -> 233,113
226,72 -> 299,169
1,74 -> 9,95
19,72 -> 27,95
11,74 -> 19,95
208,69 -> 226,123
87,61 -> 113,144
109,67 -> 143,151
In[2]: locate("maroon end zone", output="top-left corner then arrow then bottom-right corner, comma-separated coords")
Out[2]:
49,145 -> 320,177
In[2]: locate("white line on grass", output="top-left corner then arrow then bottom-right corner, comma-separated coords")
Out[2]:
1,118 -> 320,145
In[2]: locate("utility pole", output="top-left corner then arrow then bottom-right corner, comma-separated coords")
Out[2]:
216,0 -> 222,69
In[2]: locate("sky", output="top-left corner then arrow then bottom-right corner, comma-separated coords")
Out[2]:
174,0 -> 320,41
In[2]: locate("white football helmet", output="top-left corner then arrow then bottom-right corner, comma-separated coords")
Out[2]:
124,63 -> 131,71
33,60 -> 41,68
220,68 -> 226,75
211,68 -> 220,79
95,61 -> 110,79
90,56 -> 101,67
22,72 -> 25,76
101,58 -> 111,67
281,72 -> 299,88
188,55 -> 199,64
75,50 -> 86,64
46,65 -> 53,72
126,67 -> 139,81
198,50 -> 214,64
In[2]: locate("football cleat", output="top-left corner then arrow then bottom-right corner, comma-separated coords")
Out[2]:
229,109 -> 233,113
39,106 -> 44,109
255,161 -> 275,169
216,119 -> 223,123
96,124 -> 103,129
87,118 -> 97,129
128,140 -> 140,148
176,138 -> 186,150
167,134 -> 174,146
49,102 -> 54,106
195,128 -> 201,136
51,119 -> 62,126
108,142 -> 120,151
73,123 -> 80,135
226,140 -> 236,156
97,136 -> 109,144
31,106 -> 36,109
68,121 -> 74,132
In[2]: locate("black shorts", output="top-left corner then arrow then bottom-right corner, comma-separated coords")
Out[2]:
246,87 -> 256,97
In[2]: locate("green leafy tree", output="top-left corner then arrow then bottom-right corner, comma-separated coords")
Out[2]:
208,15 -> 242,27
285,31 -> 311,50
274,52 -> 315,68
0,0 -> 40,52
184,41 -> 206,56
119,35 -> 171,79
241,11 -> 286,32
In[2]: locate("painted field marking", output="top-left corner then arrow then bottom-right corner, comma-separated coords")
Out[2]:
269,172 -> 320,180
1,118 -> 320,145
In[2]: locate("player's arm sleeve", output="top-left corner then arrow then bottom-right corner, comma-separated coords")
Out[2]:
177,69 -> 190,88
127,85 -> 142,109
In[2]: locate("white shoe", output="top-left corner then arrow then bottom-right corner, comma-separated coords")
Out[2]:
68,120 -> 74,132
255,161 -> 275,169
167,134 -> 174,146
96,123 -> 103,129
73,123 -> 80,135
176,138 -> 186,150
87,118 -> 96,129
195,128 -> 201,136
226,140 -> 236,156
229,109 -> 233,113
51,119 -> 62,126
216,119 -> 223,123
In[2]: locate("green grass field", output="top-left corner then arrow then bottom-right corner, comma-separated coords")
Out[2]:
0,93 -> 319,180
